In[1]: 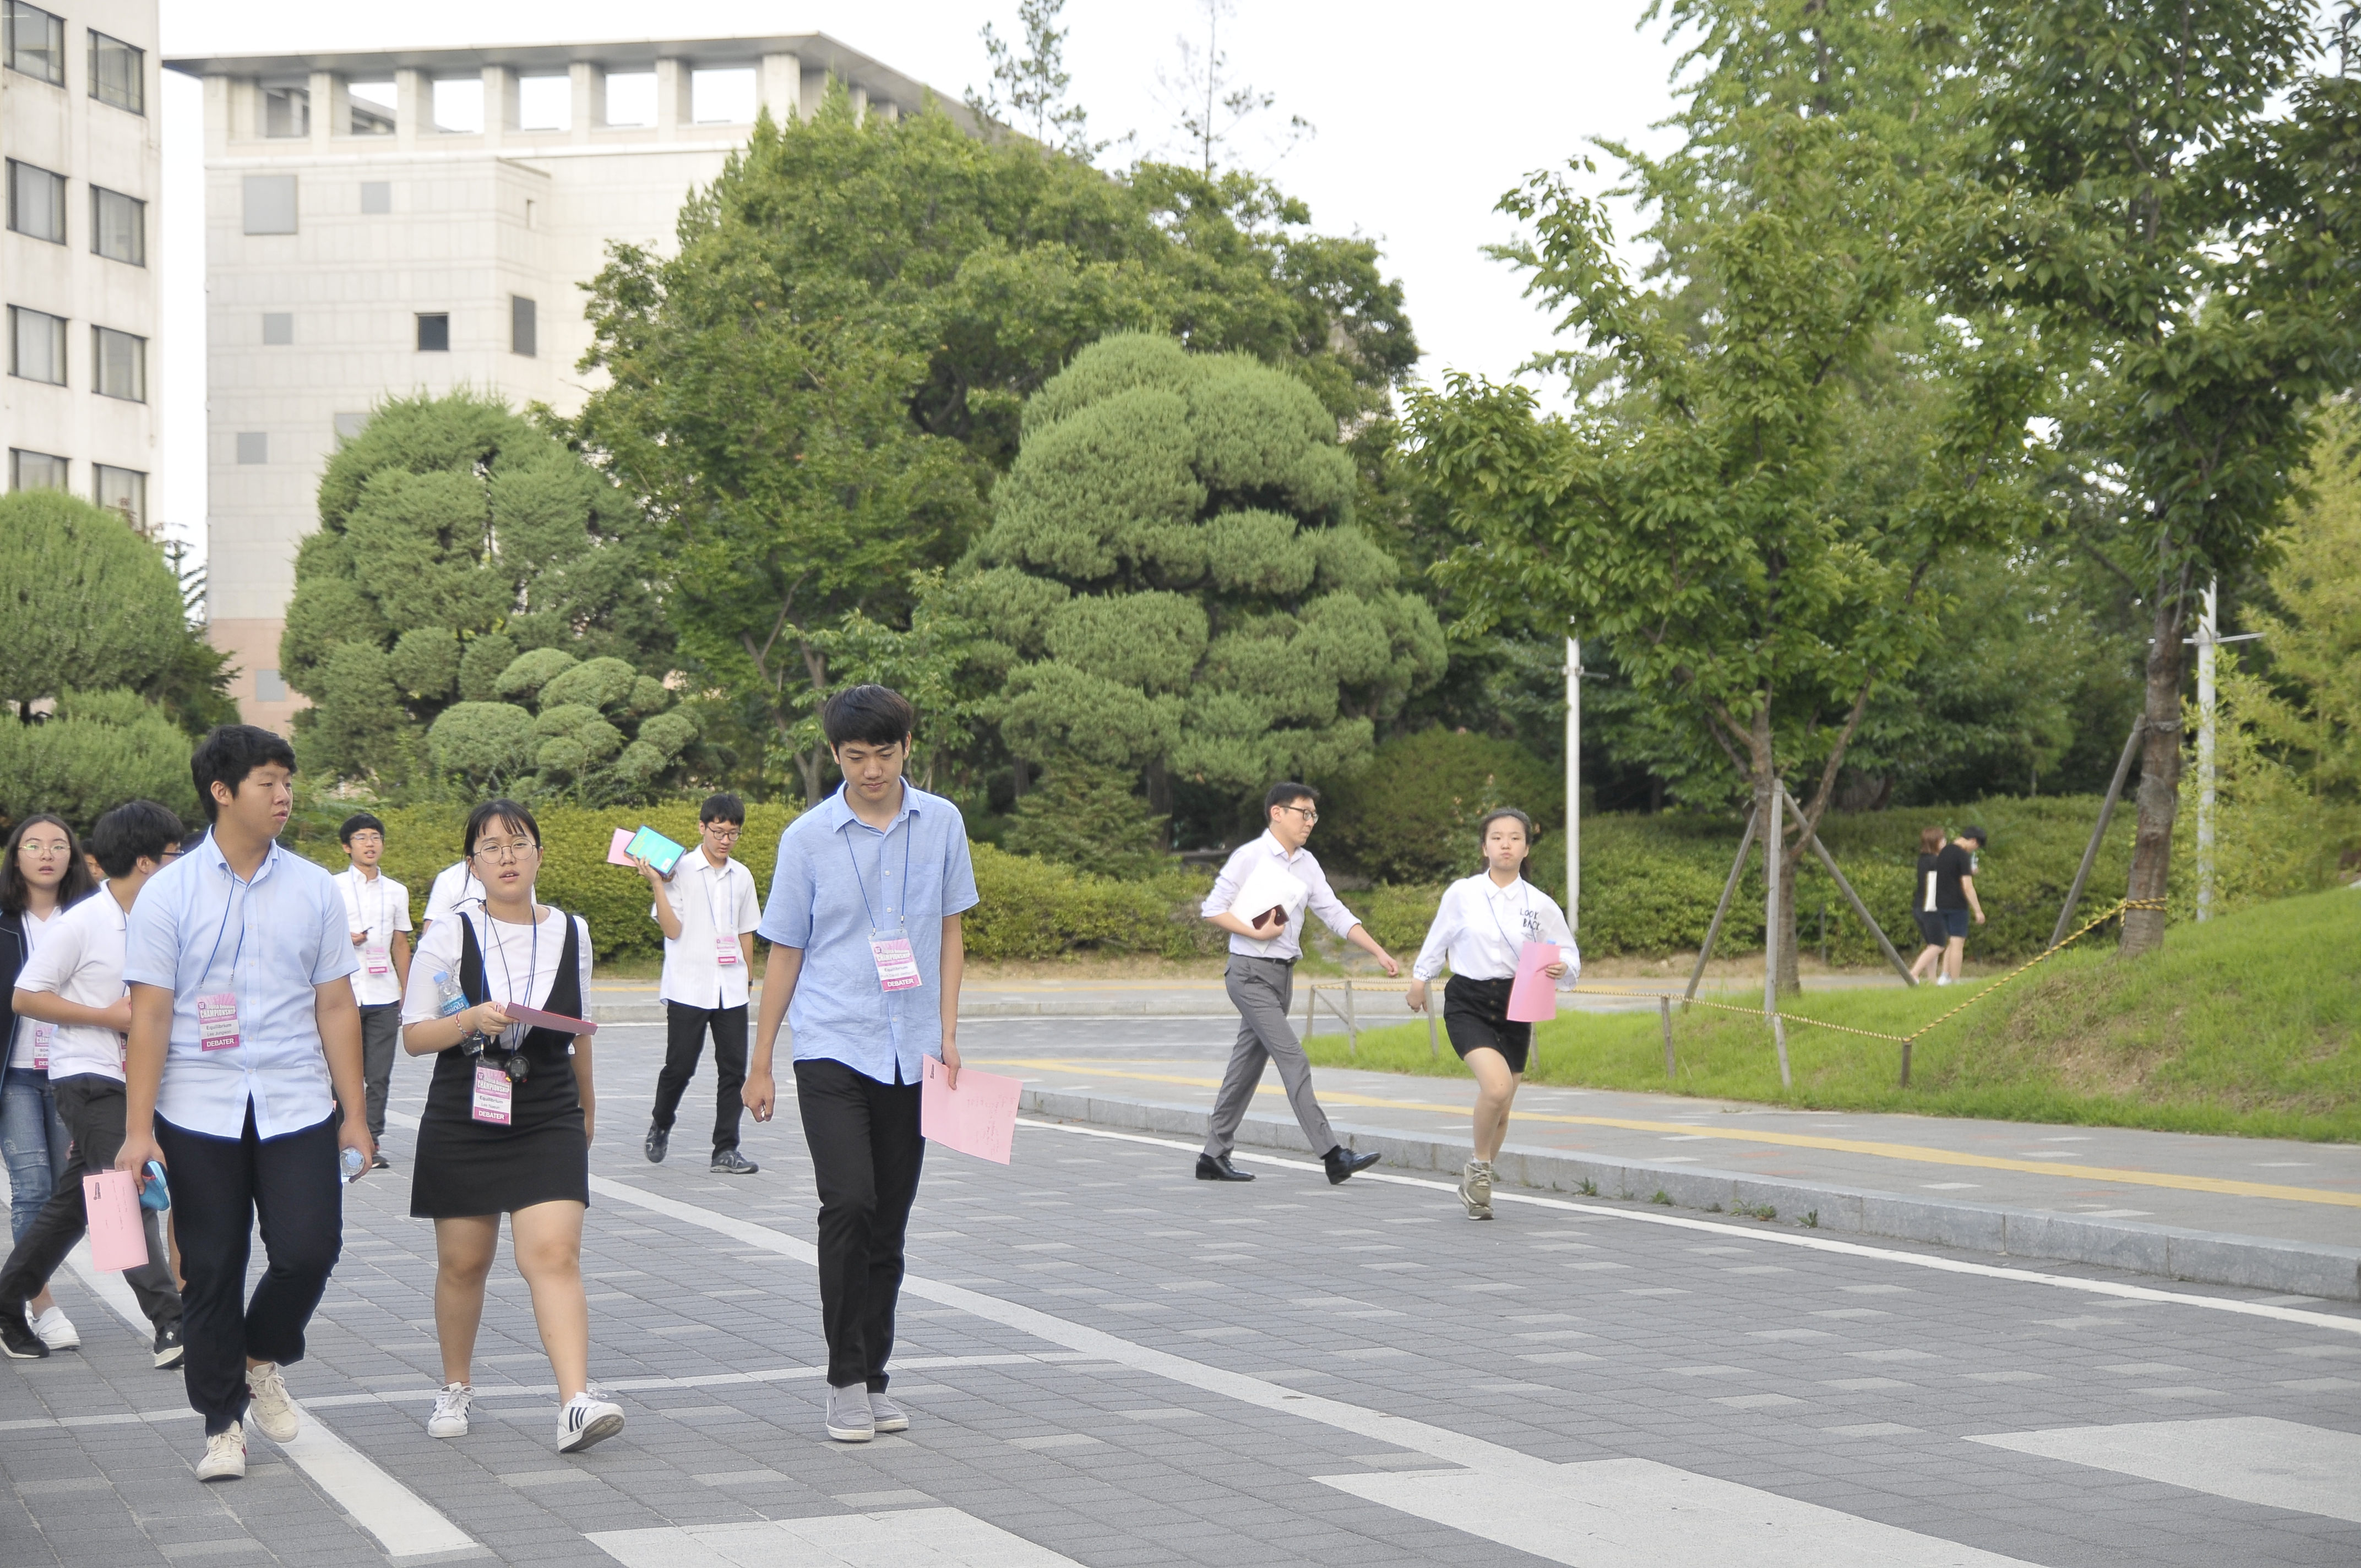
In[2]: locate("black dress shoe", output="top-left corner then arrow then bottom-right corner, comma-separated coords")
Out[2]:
1195,1153 -> 1255,1182
1325,1146 -> 1381,1185
645,1123 -> 669,1164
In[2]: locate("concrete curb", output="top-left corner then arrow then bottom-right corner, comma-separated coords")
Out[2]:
591,1000 -> 1235,1023
1018,1087 -> 2361,1303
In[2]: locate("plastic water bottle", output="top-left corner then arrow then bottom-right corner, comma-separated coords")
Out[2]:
339,1146 -> 366,1183
434,970 -> 466,1018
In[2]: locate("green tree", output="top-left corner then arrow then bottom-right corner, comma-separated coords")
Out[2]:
0,491 -> 191,721
0,688 -> 199,827
1001,758 -> 1169,878
960,333 -> 1445,825
2245,402 -> 2361,808
970,0 -> 1098,158
280,391 -> 666,783
426,649 -> 700,803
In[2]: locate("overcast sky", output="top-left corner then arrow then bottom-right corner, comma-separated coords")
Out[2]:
157,0 -> 1688,557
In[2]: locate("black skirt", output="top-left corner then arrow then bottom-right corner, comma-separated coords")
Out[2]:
410,910 -> 592,1219
1442,974 -> 1532,1075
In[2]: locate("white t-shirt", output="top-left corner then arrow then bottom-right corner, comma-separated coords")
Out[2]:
16,885 -> 133,1081
401,907 -> 594,1047
421,862 -> 482,928
6,905 -> 62,1070
654,853 -> 761,1010
337,865 -> 413,1008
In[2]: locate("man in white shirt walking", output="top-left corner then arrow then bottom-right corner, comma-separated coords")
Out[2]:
635,793 -> 763,1175
419,859 -> 483,935
0,801 -> 187,1363
1196,783 -> 1399,1185
335,814 -> 410,1169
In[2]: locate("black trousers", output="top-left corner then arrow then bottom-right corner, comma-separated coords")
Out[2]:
155,1106 -> 341,1435
652,1001 -> 748,1154
342,1004 -> 399,1140
0,1074 -> 180,1331
794,1057 -> 923,1390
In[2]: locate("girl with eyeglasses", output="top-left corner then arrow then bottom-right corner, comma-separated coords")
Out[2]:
1406,808 -> 1579,1219
1,814 -> 96,1348
399,799 -> 623,1455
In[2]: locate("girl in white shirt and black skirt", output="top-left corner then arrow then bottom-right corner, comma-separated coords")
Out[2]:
1406,809 -> 1578,1219
400,799 -> 623,1455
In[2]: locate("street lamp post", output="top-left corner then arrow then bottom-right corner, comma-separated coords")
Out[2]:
1565,635 -> 1581,932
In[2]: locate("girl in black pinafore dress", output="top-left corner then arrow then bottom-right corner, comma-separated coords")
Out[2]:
398,799 -> 623,1456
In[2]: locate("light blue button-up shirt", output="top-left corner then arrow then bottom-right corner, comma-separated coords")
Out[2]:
123,834 -> 358,1140
757,782 -> 979,1086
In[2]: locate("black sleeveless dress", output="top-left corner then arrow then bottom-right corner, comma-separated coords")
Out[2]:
409,910 -> 592,1219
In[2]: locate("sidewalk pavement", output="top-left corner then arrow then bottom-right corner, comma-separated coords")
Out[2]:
966,1048 -> 2361,1303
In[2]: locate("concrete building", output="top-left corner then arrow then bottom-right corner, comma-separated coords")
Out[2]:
2,0 -> 162,535
164,36 -> 971,730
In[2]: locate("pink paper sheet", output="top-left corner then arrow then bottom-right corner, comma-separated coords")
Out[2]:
1505,939 -> 1560,1023
83,1170 -> 148,1272
921,1056 -> 1020,1165
501,1003 -> 597,1036
606,827 -> 638,867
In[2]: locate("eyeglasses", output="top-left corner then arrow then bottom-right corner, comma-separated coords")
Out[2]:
471,840 -> 538,863
704,825 -> 741,842
1277,804 -> 1319,823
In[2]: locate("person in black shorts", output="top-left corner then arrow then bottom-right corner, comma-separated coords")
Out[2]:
399,799 -> 623,1455
1931,827 -> 1986,985
1908,825 -> 1950,983
1406,809 -> 1578,1219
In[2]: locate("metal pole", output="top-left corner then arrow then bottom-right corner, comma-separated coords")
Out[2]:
1772,1014 -> 1791,1089
1762,782 -> 1782,1018
1685,803 -> 1758,1002
1426,1005 -> 1439,1062
2197,579 -> 2217,922
1659,995 -> 1675,1080
2050,715 -> 2146,950
1780,785 -> 1915,986
1344,980 -> 1357,1058
1566,635 -> 1581,930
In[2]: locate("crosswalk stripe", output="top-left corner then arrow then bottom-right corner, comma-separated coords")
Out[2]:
1968,1416 -> 2361,1525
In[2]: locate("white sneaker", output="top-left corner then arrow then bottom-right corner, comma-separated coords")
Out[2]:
196,1423 -> 247,1483
1935,974 -> 1954,987
30,1305 -> 79,1351
1458,1159 -> 1494,1219
556,1391 -> 624,1453
869,1390 -> 909,1433
825,1382 -> 874,1442
244,1362 -> 300,1442
427,1382 -> 474,1439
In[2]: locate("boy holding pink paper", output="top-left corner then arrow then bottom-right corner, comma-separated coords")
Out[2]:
1406,808 -> 1579,1221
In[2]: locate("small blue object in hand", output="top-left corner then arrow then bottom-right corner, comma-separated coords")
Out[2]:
138,1159 -> 170,1211
340,1146 -> 366,1182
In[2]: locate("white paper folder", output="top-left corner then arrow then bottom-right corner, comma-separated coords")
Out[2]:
1228,863 -> 1309,932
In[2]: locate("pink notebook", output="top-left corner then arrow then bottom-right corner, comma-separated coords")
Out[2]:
502,1003 -> 597,1036
83,1170 -> 148,1272
1505,940 -> 1562,1023
921,1057 -> 1020,1164
606,827 -> 638,867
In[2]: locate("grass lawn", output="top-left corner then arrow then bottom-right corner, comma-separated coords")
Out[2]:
1305,887 -> 2361,1142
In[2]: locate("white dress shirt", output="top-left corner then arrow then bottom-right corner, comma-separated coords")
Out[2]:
123,835 -> 359,1139
401,908 -> 594,1043
6,905 -> 62,1070
421,862 -> 483,927
654,852 -> 761,1010
1411,873 -> 1580,986
337,865 -> 412,1008
1199,832 -> 1361,961
15,886 -> 131,1081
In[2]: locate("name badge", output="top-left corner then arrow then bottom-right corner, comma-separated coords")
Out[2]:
197,993 -> 241,1052
714,934 -> 740,968
363,941 -> 391,976
471,1062 -> 513,1125
30,1021 -> 53,1070
869,934 -> 922,993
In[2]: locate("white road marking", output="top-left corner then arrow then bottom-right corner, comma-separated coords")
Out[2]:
1315,1457 -> 2038,1566
300,1352 -> 1105,1408
588,1506 -> 1088,1566
1011,1118 -> 2361,1336
64,1240 -> 485,1566
1968,1417 -> 2361,1525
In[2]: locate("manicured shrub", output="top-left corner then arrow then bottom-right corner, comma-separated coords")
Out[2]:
1314,727 -> 1562,885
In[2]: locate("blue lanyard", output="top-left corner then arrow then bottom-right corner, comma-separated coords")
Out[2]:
196,842 -> 257,998
842,812 -> 913,934
471,908 -> 538,1050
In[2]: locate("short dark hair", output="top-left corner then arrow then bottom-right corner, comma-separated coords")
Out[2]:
90,801 -> 184,879
462,798 -> 540,861
189,725 -> 297,824
823,684 -> 915,750
339,812 -> 386,845
1961,825 -> 1988,845
699,791 -> 746,826
2,814 -> 95,916
1265,781 -> 1318,814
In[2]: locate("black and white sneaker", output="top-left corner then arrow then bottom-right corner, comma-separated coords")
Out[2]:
0,1308 -> 48,1359
710,1148 -> 759,1175
154,1322 -> 185,1369
556,1391 -> 624,1453
644,1123 -> 669,1164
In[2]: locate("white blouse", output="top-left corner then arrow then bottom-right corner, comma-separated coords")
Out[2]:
400,907 -> 594,1041
1411,873 -> 1580,986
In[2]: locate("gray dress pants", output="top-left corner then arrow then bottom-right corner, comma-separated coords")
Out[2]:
1203,955 -> 1336,1160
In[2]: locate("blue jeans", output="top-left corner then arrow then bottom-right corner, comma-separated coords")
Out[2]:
1,1066 -> 70,1246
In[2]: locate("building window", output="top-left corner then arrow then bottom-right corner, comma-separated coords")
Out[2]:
416,313 -> 450,352
236,432 -> 268,464
2,2 -> 63,86
7,160 -> 66,244
87,29 -> 141,112
603,70 -> 656,127
360,180 -> 391,214
692,67 -> 755,125
263,83 -> 309,138
511,296 -> 537,357
93,463 -> 144,530
91,325 -> 144,401
255,668 -> 287,702
519,74 -> 570,131
262,312 -> 293,345
9,449 -> 67,492
242,174 -> 296,235
432,76 -> 483,134
90,186 -> 144,265
349,79 -> 396,135
9,306 -> 66,385
333,412 -> 370,442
